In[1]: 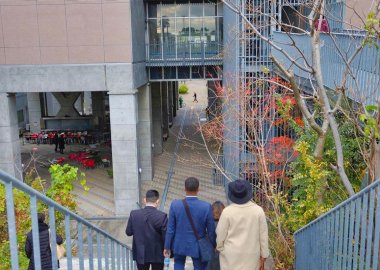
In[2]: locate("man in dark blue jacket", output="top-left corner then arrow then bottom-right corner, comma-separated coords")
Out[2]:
126,190 -> 168,270
164,177 -> 216,270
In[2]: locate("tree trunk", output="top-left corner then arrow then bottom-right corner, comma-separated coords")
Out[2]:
369,139 -> 380,183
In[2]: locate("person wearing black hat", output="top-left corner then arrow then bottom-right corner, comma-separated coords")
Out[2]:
216,180 -> 269,270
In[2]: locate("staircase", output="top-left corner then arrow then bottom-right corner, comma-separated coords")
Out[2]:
141,106 -> 227,213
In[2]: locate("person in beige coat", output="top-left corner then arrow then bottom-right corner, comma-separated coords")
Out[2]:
216,180 -> 270,270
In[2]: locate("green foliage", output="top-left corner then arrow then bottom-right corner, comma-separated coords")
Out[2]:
360,104 -> 380,139
107,169 -> 113,178
364,11 -> 380,46
0,164 -> 87,269
178,84 -> 189,94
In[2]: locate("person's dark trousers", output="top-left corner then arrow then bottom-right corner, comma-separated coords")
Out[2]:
174,254 -> 207,270
136,262 -> 163,270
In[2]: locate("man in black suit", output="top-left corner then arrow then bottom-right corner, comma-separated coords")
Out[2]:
126,190 -> 168,270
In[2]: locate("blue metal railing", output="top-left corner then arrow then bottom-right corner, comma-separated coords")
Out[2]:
146,41 -> 223,63
294,179 -> 380,269
0,169 -> 136,270
272,31 -> 380,105
159,108 -> 188,211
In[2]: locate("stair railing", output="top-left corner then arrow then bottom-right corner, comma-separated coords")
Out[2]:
294,178 -> 380,269
0,169 -> 136,270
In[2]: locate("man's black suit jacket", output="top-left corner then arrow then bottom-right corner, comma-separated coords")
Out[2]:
126,206 -> 168,265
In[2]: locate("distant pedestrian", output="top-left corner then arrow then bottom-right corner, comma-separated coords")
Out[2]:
164,177 -> 216,270
58,134 -> 65,154
216,180 -> 269,270
53,133 -> 59,152
126,190 -> 168,270
205,106 -> 210,119
193,92 -> 198,103
207,201 -> 225,270
25,213 -> 63,270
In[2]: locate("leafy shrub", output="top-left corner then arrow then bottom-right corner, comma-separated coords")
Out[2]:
107,169 -> 113,178
0,165 -> 87,269
179,84 -> 189,94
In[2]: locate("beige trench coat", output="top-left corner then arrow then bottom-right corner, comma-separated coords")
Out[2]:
216,201 -> 269,270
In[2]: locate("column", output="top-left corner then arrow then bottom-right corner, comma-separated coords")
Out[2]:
138,84 -> 153,181
0,93 -> 22,180
91,92 -> 105,130
109,91 -> 139,216
27,93 -> 42,133
151,82 -> 163,155
161,82 -> 169,137
173,81 -> 178,117
168,81 -> 173,127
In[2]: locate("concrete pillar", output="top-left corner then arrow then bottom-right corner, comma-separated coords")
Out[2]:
168,82 -> 173,127
162,82 -> 169,136
173,81 -> 178,117
151,83 -> 163,155
27,93 -> 42,133
0,93 -> 22,180
138,84 -> 153,181
91,92 -> 105,130
109,91 -> 139,215
52,92 -> 81,117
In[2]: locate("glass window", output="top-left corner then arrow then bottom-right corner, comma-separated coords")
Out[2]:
150,67 -> 163,80
148,3 -> 161,18
164,67 -> 176,79
204,3 -> 217,16
217,2 -> 223,16
176,18 -> 190,42
190,4 -> 203,17
190,18 -> 203,41
148,19 -> 161,44
176,4 -> 189,17
161,4 -> 175,17
178,66 -> 190,79
191,66 -> 204,79
203,18 -> 216,41
162,17 -> 175,43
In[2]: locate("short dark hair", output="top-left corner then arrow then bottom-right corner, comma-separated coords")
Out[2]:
212,201 -> 225,221
145,190 -> 159,203
38,213 -> 45,223
185,177 -> 199,192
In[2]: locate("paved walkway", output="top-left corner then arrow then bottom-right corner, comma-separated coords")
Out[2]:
142,80 -> 227,211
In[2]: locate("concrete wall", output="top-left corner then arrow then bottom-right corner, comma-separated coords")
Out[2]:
0,0 -> 133,65
0,93 -> 22,180
0,63 -> 147,93
345,0 -> 373,29
130,0 -> 146,63
151,82 -> 163,156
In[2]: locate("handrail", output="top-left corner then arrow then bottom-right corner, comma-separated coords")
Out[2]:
294,178 -> 380,269
0,169 -> 136,270
159,108 -> 188,211
295,178 -> 380,235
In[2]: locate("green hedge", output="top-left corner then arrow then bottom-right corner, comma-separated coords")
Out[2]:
179,84 -> 189,94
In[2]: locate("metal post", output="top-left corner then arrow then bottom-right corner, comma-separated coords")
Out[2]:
6,182 -> 19,270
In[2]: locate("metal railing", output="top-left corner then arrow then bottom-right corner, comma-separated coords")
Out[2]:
272,31 -> 380,105
0,169 -> 136,270
146,41 -> 223,62
294,179 -> 380,269
159,108 -> 188,211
